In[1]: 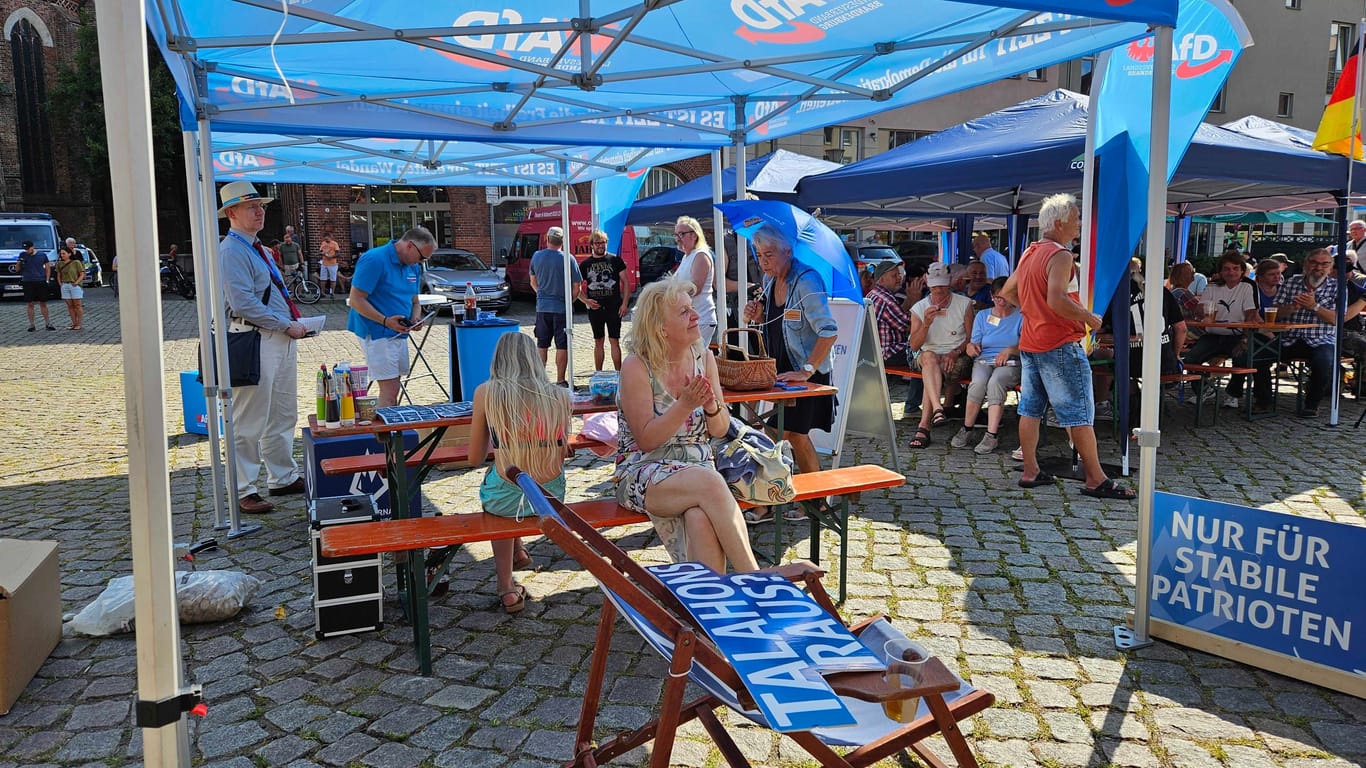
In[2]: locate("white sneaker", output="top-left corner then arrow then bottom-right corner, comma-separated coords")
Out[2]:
1199,387 -> 1218,403
975,432 -> 1000,454
1010,446 -> 1024,461
1221,395 -> 1240,409
950,427 -> 973,449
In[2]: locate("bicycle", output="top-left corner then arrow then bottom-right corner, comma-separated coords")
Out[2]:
284,265 -> 322,305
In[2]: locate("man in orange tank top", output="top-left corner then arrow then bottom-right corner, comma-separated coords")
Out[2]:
1000,193 -> 1134,500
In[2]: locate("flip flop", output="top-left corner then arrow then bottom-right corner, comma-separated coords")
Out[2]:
743,509 -> 773,525
500,583 -> 528,614
909,427 -> 932,449
1080,479 -> 1136,500
1017,471 -> 1056,489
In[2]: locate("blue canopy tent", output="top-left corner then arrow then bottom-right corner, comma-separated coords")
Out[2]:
799,89 -> 1366,219
113,2 -> 1184,760
626,149 -> 838,225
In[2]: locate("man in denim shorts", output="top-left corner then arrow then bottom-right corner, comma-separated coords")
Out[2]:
1001,193 -> 1133,500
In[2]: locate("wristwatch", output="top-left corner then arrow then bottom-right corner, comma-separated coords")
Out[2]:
802,363 -> 815,374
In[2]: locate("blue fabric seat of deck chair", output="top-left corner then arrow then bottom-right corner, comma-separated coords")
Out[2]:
510,466 -> 980,745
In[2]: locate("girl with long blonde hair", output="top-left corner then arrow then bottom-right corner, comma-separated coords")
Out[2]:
467,332 -> 573,613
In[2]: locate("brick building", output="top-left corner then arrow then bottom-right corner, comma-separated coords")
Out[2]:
0,1 -> 99,247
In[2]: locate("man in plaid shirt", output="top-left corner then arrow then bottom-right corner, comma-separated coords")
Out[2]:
1273,248 -> 1338,418
868,259 -> 914,366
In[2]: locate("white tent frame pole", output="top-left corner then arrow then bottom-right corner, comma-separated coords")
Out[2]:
97,0 -> 191,763
182,130 -> 228,531
195,119 -> 257,537
711,149 -> 727,339
560,163 -> 574,383
1128,24 -> 1176,651
734,121 -> 748,338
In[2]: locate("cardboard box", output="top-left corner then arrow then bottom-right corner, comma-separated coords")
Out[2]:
0,539 -> 61,716
417,424 -> 472,470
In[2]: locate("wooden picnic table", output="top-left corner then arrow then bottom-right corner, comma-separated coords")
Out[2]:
1185,321 -> 1317,420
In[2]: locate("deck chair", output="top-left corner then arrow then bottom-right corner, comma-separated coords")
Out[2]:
509,468 -> 996,768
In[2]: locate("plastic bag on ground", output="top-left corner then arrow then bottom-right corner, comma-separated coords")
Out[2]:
67,570 -> 262,636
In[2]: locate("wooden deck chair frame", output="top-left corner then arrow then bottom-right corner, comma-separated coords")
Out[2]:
507,468 -> 996,768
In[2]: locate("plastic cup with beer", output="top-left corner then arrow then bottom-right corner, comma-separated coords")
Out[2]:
881,638 -> 931,723
1264,306 -> 1279,324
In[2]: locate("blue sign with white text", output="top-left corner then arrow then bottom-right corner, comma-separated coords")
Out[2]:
1151,493 -> 1365,677
647,562 -> 883,732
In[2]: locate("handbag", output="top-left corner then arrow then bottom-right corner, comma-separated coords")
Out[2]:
714,328 -> 777,391
199,285 -> 270,387
712,416 -> 795,506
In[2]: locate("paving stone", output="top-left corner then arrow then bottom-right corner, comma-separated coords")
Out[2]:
315,732 -> 381,766
1152,708 -> 1255,741
52,729 -> 122,762
254,734 -> 315,765
978,739 -> 1041,767
433,747 -> 507,768
1312,721 -> 1366,755
425,683 -> 497,711
367,703 -> 441,739
980,708 -> 1041,739
196,721 -> 270,759
359,740 -> 433,767
64,699 -> 130,730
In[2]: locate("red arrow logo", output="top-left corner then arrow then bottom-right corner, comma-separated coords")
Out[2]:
1175,49 -> 1232,79
736,21 -> 824,45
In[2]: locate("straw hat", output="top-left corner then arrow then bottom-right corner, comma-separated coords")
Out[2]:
217,180 -> 274,217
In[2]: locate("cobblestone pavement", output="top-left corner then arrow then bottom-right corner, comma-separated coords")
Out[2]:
0,288 -> 1363,768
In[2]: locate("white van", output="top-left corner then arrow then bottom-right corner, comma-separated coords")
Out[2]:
0,213 -> 62,298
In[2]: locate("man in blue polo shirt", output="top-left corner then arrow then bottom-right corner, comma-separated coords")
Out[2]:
347,227 -> 434,406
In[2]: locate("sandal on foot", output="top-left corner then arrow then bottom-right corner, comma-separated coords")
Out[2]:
930,409 -> 948,427
743,508 -> 773,525
783,507 -> 808,522
500,583 -> 528,614
513,548 -> 534,570
1018,471 -> 1056,489
1080,478 -> 1136,500
909,427 -> 932,449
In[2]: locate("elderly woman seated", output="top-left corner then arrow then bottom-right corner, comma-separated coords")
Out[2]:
615,277 -> 760,572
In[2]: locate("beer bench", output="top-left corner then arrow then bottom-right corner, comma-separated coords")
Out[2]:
1181,363 -> 1256,425
318,433 -> 606,476
319,463 -> 906,674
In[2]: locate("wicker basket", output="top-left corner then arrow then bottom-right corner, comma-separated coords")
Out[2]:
715,328 -> 777,391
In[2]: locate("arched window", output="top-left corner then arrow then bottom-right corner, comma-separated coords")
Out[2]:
636,168 -> 683,200
9,17 -> 54,195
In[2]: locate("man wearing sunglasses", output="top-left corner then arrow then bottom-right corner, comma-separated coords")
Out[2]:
348,227 -> 435,406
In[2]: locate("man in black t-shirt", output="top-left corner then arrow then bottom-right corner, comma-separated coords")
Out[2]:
578,229 -> 631,371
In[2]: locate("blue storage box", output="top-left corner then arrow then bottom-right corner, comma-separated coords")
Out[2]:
452,319 -> 520,400
300,427 -> 421,520
179,370 -> 220,436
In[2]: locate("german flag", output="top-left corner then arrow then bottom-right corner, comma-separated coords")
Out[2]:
1314,41 -> 1365,159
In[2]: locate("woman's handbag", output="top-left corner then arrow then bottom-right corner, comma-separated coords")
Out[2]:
712,417 -> 795,506
714,328 -> 777,391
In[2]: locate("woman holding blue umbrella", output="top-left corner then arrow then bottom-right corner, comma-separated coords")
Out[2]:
742,224 -> 838,523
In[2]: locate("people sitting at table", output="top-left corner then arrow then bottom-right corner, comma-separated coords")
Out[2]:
1111,266 -> 1187,423
1273,248 -> 1339,418
950,277 -> 1021,454
958,260 -> 992,310
1227,258 -> 1289,411
743,224 -> 838,523
1182,252 -> 1259,409
1166,262 -> 1203,338
907,262 -> 974,449
616,277 -> 761,572
895,262 -> 928,412
466,333 -> 572,613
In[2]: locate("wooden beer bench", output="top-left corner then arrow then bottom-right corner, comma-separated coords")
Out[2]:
1182,362 -> 1256,425
319,463 -> 906,674
318,433 -> 606,476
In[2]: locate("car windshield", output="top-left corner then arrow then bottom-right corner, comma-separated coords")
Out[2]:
0,225 -> 56,250
428,251 -> 486,270
858,247 -> 899,261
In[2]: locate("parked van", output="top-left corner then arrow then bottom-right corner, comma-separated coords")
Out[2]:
0,213 -> 63,298
505,204 -> 639,297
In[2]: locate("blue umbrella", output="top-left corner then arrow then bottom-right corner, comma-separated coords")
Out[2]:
714,200 -> 864,304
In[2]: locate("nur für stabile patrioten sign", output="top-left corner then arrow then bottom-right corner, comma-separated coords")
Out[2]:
1151,493 -> 1363,678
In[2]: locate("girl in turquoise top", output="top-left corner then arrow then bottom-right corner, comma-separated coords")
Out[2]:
467,332 -> 572,613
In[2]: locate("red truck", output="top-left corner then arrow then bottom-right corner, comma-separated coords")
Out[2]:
505,204 -> 639,296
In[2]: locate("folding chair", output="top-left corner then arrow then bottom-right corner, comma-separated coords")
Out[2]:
509,468 -> 996,768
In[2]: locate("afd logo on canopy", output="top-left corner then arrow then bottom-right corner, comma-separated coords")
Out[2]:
1125,34 -> 1233,79
438,10 -> 616,71
213,152 -> 275,174
732,0 -> 882,44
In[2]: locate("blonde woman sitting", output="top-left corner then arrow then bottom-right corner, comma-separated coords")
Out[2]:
616,277 -> 760,573
468,332 -> 574,613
